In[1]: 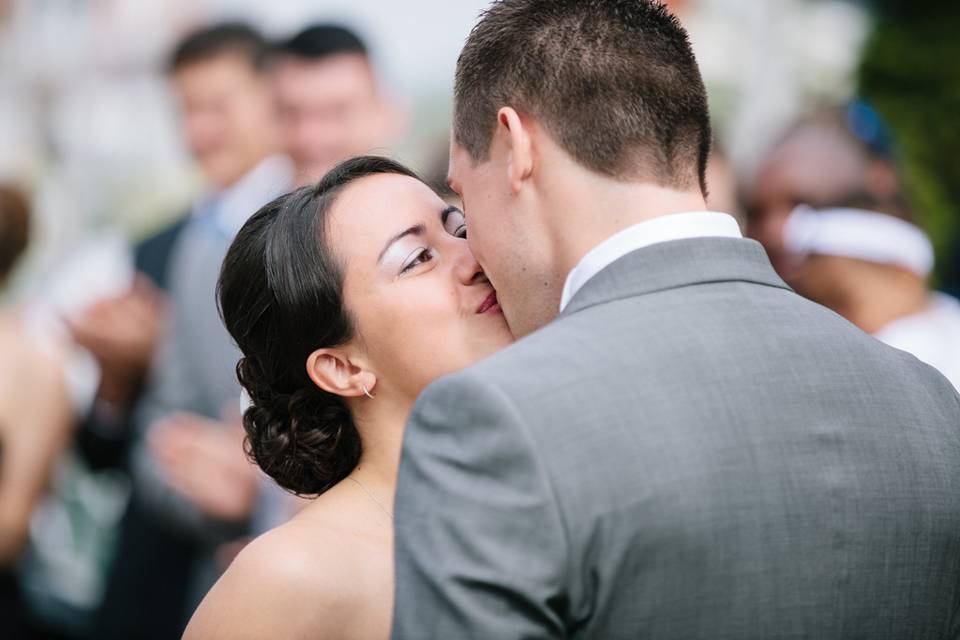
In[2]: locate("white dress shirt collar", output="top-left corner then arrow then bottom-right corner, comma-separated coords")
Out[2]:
559,211 -> 743,311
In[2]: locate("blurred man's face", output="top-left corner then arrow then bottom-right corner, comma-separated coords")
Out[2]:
746,129 -> 864,279
272,53 -> 392,185
173,54 -> 278,189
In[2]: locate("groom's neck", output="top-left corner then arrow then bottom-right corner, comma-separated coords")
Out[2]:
497,149 -> 709,337
543,171 -> 709,294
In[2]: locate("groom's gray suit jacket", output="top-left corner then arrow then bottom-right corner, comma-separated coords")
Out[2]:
392,237 -> 960,640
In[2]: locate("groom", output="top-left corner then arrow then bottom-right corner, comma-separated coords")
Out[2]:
392,1 -> 960,638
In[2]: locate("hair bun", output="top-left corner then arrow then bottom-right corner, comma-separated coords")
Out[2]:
237,356 -> 361,496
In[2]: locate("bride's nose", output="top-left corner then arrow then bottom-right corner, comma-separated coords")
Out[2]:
452,242 -> 486,286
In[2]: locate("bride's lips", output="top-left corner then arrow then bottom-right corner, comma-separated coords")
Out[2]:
476,291 -> 501,315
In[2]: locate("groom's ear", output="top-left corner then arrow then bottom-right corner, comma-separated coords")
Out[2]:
305,348 -> 376,399
497,107 -> 534,194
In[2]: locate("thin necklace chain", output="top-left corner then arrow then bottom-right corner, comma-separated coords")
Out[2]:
347,475 -> 394,520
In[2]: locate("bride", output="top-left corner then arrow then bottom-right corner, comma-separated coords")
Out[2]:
183,155 -> 514,639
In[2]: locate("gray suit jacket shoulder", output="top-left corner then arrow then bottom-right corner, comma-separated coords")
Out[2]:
392,237 -> 960,640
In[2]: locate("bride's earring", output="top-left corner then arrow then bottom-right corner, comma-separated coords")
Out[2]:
361,384 -> 376,399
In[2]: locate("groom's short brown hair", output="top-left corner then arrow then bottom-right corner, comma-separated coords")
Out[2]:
454,0 -> 711,194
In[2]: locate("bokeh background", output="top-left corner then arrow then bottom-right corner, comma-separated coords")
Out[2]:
1,0 -> 957,293
1,1 -> 958,638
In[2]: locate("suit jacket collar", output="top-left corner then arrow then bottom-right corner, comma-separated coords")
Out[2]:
560,212 -> 743,311
560,237 -> 791,317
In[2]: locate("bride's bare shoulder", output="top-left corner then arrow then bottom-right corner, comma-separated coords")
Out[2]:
183,495 -> 392,640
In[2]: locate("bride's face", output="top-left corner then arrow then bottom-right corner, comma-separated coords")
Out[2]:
328,173 -> 514,399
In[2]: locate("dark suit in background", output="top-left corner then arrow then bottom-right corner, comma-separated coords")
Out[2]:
94,154 -> 291,639
91,214 -> 195,640
75,217 -> 188,472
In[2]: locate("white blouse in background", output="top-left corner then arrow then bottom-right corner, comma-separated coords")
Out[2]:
874,292 -> 960,392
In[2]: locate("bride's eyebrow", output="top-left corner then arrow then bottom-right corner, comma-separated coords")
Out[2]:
378,224 -> 426,264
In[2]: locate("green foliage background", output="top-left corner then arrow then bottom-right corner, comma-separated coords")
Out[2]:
857,0 -> 960,289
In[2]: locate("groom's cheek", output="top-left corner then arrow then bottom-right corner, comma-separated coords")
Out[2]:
466,235 -> 487,268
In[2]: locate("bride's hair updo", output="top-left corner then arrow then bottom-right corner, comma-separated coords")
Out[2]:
218,156 -> 420,496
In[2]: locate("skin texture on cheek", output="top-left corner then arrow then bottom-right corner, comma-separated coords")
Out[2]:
359,295 -> 464,400
473,217 -> 559,338
361,262 -> 513,399
511,281 -> 561,337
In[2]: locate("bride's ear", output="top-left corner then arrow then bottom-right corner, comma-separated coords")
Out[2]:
497,107 -> 533,194
306,349 -> 376,399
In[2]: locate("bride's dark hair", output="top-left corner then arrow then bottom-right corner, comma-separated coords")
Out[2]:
217,155 -> 420,496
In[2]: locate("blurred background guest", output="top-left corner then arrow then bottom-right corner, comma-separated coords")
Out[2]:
746,105 -> 960,390
270,24 -> 404,187
69,278 -> 166,472
745,104 -> 901,280
784,201 -> 960,390
91,23 -> 291,640
72,21 -> 284,453
0,185 -> 74,640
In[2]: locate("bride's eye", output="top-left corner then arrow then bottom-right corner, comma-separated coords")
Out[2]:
443,208 -> 467,239
400,247 -> 434,275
